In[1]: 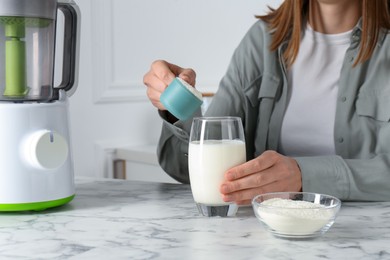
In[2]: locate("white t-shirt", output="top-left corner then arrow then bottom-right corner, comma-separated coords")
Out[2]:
279,25 -> 352,157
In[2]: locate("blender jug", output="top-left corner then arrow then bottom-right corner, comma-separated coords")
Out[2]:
0,0 -> 78,102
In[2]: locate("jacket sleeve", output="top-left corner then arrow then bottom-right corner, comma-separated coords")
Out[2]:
156,110 -> 200,184
296,155 -> 390,201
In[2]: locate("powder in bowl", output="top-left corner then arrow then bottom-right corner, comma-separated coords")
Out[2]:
252,192 -> 341,239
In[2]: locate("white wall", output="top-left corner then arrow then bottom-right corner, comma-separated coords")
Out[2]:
69,0 -> 283,179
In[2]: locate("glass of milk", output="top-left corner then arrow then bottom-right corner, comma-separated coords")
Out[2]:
189,117 -> 246,217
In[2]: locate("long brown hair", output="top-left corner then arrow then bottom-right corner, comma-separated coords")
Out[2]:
258,0 -> 390,67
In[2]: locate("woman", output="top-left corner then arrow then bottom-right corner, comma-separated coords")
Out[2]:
143,0 -> 390,204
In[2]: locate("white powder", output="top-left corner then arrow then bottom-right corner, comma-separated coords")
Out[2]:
176,77 -> 203,101
257,198 -> 334,236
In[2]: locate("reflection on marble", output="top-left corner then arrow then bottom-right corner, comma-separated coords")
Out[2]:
0,178 -> 390,259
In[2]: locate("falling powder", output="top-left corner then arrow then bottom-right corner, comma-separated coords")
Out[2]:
257,198 -> 335,236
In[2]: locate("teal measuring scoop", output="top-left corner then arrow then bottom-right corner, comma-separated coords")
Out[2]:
160,77 -> 203,121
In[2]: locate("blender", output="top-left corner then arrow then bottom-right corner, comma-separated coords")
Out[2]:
0,0 -> 79,211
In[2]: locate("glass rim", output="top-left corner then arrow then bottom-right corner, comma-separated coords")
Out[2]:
192,116 -> 242,122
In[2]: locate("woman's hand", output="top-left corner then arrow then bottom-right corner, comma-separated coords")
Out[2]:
143,60 -> 196,110
220,150 -> 302,205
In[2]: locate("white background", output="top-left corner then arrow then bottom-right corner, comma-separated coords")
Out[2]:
68,0 -> 283,179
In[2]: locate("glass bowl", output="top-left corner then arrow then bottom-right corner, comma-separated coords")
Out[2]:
252,192 -> 341,239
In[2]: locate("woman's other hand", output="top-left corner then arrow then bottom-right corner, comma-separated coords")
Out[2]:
220,150 -> 302,205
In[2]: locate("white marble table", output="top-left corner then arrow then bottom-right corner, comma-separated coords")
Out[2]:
0,178 -> 389,260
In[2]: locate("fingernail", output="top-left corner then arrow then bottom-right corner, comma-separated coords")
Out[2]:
223,194 -> 233,202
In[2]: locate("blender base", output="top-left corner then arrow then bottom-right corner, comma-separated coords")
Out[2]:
0,194 -> 75,212
0,96 -> 75,213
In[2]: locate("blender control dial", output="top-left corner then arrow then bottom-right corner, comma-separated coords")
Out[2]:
23,130 -> 69,170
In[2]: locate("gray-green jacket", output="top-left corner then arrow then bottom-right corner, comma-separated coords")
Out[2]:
157,19 -> 390,201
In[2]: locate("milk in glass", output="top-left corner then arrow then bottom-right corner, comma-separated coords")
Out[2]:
189,139 -> 246,205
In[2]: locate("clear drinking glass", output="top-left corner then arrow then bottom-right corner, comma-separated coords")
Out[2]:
189,117 -> 246,217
